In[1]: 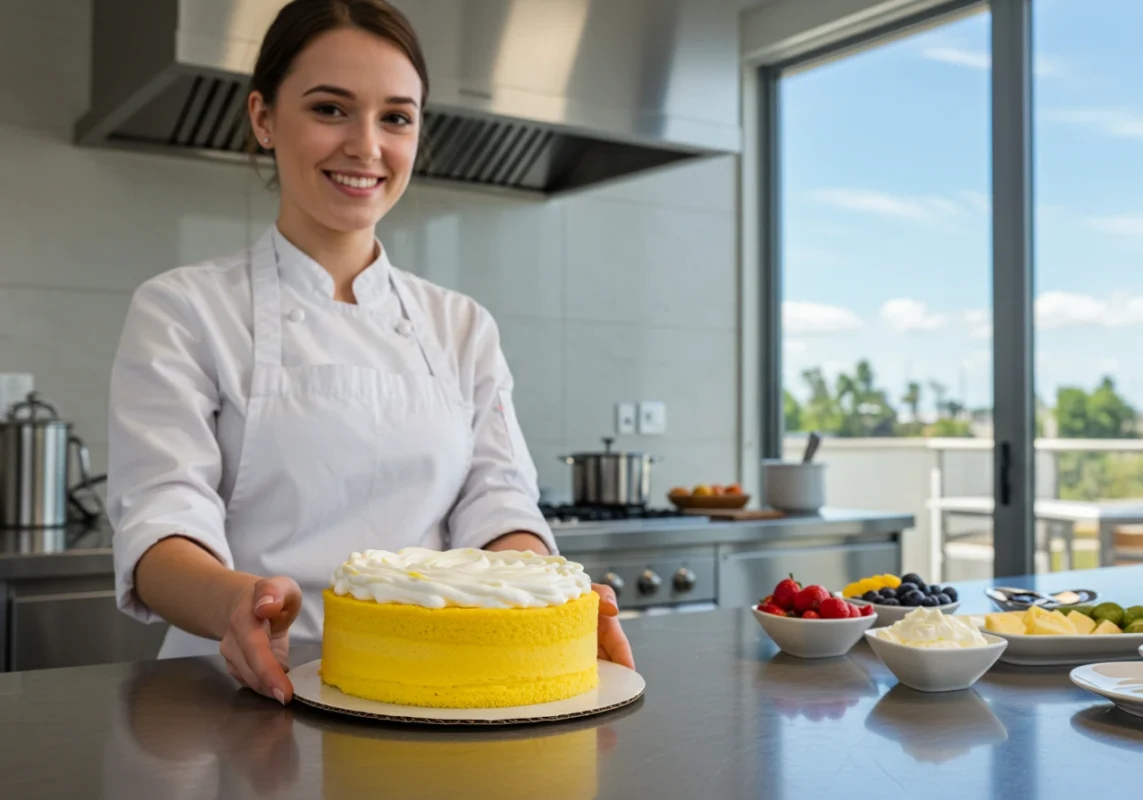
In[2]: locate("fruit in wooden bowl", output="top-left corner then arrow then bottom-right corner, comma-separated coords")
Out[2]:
667,484 -> 750,509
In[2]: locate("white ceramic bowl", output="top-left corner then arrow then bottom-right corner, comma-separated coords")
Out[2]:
864,630 -> 1008,693
762,460 -> 827,512
850,599 -> 960,628
752,608 -> 877,658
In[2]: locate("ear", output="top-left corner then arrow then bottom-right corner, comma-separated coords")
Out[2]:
248,90 -> 274,148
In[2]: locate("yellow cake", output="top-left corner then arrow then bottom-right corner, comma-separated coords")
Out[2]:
320,547 -> 599,708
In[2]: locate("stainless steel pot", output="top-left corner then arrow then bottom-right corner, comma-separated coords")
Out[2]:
560,437 -> 657,506
0,392 -> 105,529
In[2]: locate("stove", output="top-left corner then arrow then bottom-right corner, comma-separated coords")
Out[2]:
539,503 -> 685,524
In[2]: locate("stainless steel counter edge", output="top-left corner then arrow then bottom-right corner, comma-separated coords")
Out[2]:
0,509 -> 914,579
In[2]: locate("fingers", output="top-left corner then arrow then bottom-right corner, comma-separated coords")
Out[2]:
598,616 -> 636,670
591,583 -> 619,616
242,622 -> 293,704
252,576 -> 304,634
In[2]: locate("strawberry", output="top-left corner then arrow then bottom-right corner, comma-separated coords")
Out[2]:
859,604 -> 875,617
818,597 -> 851,619
793,584 -> 831,614
772,577 -> 801,610
848,603 -> 862,618
801,610 -> 821,619
757,602 -> 785,616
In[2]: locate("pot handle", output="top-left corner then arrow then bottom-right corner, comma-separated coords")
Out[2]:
68,434 -> 106,521
557,455 -> 574,464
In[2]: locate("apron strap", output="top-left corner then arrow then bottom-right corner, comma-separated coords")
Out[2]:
251,229 -> 284,368
390,270 -> 450,380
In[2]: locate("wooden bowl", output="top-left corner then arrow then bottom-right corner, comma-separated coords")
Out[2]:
667,493 -> 750,510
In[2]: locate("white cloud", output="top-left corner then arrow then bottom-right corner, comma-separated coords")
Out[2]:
964,309 -> 992,340
1042,107 -> 1143,140
922,47 -> 1062,77
1035,291 -> 1143,330
1088,213 -> 1143,237
810,189 -> 930,220
783,301 -> 862,335
784,338 -> 807,354
960,191 -> 990,214
880,298 -> 947,333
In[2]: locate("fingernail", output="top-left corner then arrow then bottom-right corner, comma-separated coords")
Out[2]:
255,595 -> 274,610
273,688 -> 286,705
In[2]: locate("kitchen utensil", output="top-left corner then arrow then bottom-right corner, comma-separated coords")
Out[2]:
667,492 -> 750,510
961,615 -> 1143,666
762,459 -> 826,512
984,586 -> 1099,612
680,507 -> 784,521
0,392 -> 105,528
559,437 -> 656,507
290,658 -> 645,725
802,431 -> 821,463
864,630 -> 1007,693
1070,662 -> 1143,718
752,607 -> 877,659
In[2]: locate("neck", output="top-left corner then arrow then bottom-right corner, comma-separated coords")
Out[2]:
276,203 -> 378,304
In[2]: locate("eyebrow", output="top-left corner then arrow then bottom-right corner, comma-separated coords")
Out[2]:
302,84 -> 420,107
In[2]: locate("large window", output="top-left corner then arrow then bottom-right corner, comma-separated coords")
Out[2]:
779,12 -> 995,582
1033,0 -> 1143,570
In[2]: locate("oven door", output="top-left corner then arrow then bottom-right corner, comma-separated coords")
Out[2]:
616,601 -> 718,620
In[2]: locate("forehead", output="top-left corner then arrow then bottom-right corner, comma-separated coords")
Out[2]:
283,27 -> 422,99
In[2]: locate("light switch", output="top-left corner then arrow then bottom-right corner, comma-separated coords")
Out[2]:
616,402 -> 637,435
637,401 -> 666,435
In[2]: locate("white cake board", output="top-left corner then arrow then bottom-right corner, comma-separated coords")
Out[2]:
290,659 -> 645,725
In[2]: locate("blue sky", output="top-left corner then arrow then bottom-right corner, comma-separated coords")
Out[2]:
780,0 -> 1143,416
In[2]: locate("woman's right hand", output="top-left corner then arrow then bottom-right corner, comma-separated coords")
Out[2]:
220,575 -> 302,704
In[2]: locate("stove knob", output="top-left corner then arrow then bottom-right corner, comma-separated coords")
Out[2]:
601,572 -> 625,598
673,567 -> 697,593
638,569 -> 662,596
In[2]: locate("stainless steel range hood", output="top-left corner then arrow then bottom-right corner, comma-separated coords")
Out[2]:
76,0 -> 742,196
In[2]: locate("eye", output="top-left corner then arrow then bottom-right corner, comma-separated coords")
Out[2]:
383,112 -> 414,127
312,103 -> 346,118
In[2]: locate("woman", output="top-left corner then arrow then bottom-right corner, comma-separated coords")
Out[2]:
107,0 -> 632,706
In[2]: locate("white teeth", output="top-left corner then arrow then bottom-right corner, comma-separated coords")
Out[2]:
329,172 -> 381,189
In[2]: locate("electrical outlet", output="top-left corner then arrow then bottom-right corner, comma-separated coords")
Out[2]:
0,373 -> 34,416
616,402 -> 636,435
637,401 -> 666,435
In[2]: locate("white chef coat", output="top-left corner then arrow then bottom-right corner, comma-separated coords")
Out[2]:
107,225 -> 555,657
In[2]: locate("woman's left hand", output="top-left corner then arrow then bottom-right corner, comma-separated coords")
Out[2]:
592,583 -> 635,669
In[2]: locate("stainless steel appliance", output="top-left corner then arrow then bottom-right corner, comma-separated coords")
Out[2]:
75,0 -> 742,196
560,438 -> 657,507
0,393 -> 105,529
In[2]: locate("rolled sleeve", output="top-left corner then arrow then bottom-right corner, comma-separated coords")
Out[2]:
107,278 -> 234,623
447,314 -> 556,554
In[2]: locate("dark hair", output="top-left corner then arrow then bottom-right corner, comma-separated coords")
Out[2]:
244,0 -> 430,159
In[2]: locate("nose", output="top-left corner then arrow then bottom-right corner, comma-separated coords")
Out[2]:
343,118 -> 382,162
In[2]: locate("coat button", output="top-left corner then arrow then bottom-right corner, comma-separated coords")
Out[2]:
396,320 -> 413,337
288,308 -> 306,323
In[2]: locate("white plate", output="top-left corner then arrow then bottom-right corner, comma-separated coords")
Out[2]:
962,614 -> 1143,666
850,599 -> 959,628
1070,662 -> 1143,718
290,659 -> 645,725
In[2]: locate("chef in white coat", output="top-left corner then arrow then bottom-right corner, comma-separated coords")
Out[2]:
106,0 -> 632,705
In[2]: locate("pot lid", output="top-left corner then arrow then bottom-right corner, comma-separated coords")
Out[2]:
568,437 -> 648,458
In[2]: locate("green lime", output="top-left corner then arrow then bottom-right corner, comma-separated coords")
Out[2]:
1092,602 -> 1125,626
1123,606 -> 1143,627
1125,620 -> 1143,635
1061,604 -> 1095,617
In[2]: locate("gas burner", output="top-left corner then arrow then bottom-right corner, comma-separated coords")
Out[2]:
539,504 -> 685,523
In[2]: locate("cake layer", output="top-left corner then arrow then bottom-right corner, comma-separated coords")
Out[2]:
321,590 -> 599,708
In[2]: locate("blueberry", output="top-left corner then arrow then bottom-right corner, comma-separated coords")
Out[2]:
901,573 -> 924,586
898,582 -> 919,595
944,587 -> 958,602
903,590 -> 926,606
862,590 -> 881,602
920,595 -> 939,607
914,580 -> 929,594
880,598 -> 901,606
879,587 -> 898,599
936,593 -> 952,606
928,584 -> 942,596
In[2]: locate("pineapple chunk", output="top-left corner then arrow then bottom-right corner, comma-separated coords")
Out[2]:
1022,605 -> 1053,629
1092,619 -> 1122,635
986,612 -> 1028,635
1027,611 -> 1077,636
1067,610 -> 1097,634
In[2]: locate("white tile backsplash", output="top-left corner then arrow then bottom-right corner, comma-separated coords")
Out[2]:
0,2 -> 743,495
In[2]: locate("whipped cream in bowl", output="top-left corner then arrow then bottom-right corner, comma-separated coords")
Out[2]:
330,547 -> 593,609
865,608 -> 1008,692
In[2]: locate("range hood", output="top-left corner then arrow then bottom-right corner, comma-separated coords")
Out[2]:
76,0 -> 742,196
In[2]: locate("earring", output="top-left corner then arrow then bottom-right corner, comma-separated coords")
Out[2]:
263,137 -> 270,145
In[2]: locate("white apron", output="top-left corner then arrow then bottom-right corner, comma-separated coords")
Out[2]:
158,232 -> 473,658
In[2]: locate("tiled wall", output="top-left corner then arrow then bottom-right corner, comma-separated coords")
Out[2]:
0,1 -> 742,504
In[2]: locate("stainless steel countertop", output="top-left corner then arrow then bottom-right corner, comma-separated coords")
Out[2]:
0,509 -> 913,579
2,565 -> 1141,799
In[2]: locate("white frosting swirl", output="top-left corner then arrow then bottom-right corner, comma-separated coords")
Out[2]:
873,607 -> 989,649
330,547 -> 593,609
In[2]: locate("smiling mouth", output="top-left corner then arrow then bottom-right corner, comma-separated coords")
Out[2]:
324,171 -> 384,190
